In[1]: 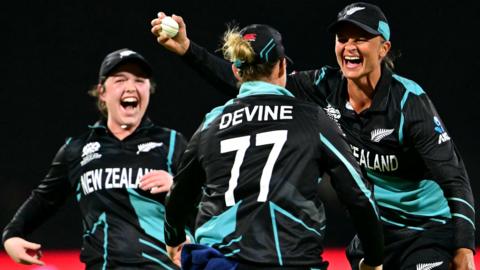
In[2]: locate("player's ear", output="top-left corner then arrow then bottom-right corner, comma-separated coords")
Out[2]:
379,40 -> 391,58
231,64 -> 243,82
98,84 -> 106,101
277,58 -> 286,78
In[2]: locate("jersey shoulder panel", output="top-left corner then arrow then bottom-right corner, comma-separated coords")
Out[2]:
391,74 -> 427,110
61,129 -> 96,162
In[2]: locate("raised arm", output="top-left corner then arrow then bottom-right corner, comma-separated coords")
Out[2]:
151,12 -> 238,96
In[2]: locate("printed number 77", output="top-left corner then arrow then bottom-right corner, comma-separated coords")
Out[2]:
220,130 -> 288,206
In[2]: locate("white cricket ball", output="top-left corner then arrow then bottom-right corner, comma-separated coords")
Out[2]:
161,16 -> 179,38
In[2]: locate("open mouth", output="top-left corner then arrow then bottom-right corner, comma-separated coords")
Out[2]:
120,97 -> 139,110
344,55 -> 362,67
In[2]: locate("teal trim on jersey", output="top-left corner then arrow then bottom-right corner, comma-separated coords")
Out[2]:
202,81 -> 294,131
218,236 -> 243,249
142,252 -> 175,270
195,200 -> 242,246
314,67 -> 327,86
102,217 -> 108,270
88,213 -> 108,270
394,74 -> 425,144
269,202 -> 323,266
65,137 -> 72,145
76,182 -> 81,202
368,171 -> 452,218
88,123 -> 107,129
452,213 -> 475,228
378,21 -> 390,41
447,197 -> 475,212
128,189 -> 166,242
320,134 -> 379,218
186,230 -> 195,244
398,112 -> 405,144
202,99 -> 235,131
167,130 -> 176,174
139,239 -> 176,269
139,238 -> 168,256
380,216 -> 425,231
90,213 -> 107,234
260,38 -> 275,62
430,218 -> 447,224
394,75 -> 425,105
238,81 -> 295,98
224,249 -> 241,257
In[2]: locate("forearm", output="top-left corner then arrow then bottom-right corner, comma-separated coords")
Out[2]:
427,154 -> 475,251
3,193 -> 60,242
182,41 -> 238,96
320,124 -> 383,265
165,131 -> 205,246
3,143 -> 72,243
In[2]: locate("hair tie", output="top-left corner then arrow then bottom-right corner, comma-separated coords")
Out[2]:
234,59 -> 244,68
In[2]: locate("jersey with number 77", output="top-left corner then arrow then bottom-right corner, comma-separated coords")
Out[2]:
164,81 -> 384,267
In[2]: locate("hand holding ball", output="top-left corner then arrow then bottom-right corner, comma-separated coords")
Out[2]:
160,16 -> 179,38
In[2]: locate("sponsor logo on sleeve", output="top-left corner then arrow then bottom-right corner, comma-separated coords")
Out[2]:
433,116 -> 450,144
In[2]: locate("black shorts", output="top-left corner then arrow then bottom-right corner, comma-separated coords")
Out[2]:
346,222 -> 454,270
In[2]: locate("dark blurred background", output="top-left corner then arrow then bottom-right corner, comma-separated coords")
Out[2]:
1,1 -> 479,249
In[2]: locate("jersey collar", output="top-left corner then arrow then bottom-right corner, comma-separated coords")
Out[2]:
368,64 -> 393,112
237,81 -> 295,98
88,117 -> 154,133
333,64 -> 393,114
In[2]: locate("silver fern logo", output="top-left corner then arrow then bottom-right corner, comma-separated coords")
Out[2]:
137,142 -> 163,155
370,129 -> 394,143
345,6 -> 365,16
416,261 -> 443,270
119,50 -> 135,58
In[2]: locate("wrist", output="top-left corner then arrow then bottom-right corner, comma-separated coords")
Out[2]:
180,39 -> 191,56
455,247 -> 474,256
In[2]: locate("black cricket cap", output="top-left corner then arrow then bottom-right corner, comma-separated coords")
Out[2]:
329,2 -> 390,41
236,24 -> 292,68
98,48 -> 153,83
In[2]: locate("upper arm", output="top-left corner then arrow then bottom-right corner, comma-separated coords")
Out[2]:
182,41 -> 238,96
168,130 -> 188,175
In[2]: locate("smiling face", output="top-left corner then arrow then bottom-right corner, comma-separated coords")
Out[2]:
335,23 -> 391,82
99,62 -> 151,132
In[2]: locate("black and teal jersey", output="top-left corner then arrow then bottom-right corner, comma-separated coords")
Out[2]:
164,81 -> 384,268
2,117 -> 188,269
181,41 -> 476,252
